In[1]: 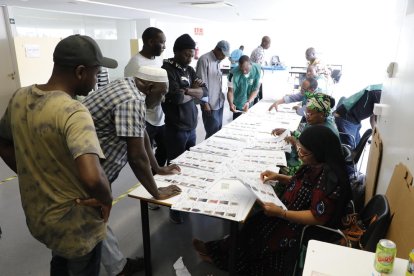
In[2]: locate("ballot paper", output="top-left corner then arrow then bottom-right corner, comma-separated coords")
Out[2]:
239,149 -> 287,167
172,151 -> 228,172
237,175 -> 287,210
154,167 -> 221,190
190,139 -> 241,158
213,128 -> 255,142
171,187 -> 255,222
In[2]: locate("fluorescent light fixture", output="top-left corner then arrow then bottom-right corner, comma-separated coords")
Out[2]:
181,1 -> 235,8
76,0 -> 210,21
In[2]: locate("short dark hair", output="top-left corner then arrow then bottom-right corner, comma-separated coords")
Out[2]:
307,77 -> 318,91
142,27 -> 163,44
238,55 -> 250,64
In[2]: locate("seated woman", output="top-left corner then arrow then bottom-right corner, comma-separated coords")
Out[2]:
273,93 -> 339,176
193,125 -> 351,276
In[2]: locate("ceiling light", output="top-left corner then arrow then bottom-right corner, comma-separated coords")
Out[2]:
181,1 -> 235,8
76,0 -> 210,21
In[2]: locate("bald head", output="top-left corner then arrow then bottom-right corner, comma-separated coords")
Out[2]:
261,36 -> 271,49
305,47 -> 316,62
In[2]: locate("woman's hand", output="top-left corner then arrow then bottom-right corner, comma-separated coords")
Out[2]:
285,136 -> 297,146
271,128 -> 286,136
260,170 -> 279,182
262,203 -> 285,217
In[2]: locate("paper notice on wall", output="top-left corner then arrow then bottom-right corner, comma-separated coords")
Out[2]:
24,44 -> 40,58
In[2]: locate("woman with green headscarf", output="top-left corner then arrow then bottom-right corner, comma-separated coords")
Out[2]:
272,93 -> 339,177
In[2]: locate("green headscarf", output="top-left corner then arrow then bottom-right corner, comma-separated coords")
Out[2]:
306,93 -> 333,117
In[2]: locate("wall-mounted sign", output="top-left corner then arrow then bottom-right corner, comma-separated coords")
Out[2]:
9,18 -> 15,24
25,44 -> 41,58
194,27 -> 204,36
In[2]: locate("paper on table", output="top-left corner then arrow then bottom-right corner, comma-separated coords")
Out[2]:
171,188 -> 254,221
239,149 -> 287,167
154,167 -> 222,190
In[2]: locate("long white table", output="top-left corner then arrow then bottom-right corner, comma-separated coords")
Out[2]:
128,100 -> 302,276
303,240 -> 408,276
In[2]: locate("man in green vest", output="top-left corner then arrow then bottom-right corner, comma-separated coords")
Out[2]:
227,55 -> 261,120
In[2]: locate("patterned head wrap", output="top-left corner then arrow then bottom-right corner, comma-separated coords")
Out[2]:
306,93 -> 333,117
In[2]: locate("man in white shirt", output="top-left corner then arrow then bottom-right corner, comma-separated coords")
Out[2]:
125,27 -> 168,168
250,36 -> 271,104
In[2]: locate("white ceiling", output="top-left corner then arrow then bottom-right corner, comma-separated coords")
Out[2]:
0,0 -> 292,22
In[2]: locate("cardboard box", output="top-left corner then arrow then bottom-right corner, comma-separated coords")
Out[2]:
365,127 -> 383,205
385,163 -> 414,258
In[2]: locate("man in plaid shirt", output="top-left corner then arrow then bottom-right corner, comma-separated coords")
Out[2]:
82,66 -> 181,276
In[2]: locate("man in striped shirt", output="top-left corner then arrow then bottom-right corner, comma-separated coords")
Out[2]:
82,66 -> 181,276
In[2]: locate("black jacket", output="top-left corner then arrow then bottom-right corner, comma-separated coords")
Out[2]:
161,58 -> 207,130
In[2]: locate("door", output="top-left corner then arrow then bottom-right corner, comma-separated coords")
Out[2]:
0,7 -> 19,116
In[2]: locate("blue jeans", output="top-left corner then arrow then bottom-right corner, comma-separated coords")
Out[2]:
335,116 -> 361,149
50,242 -> 102,276
146,122 -> 167,167
202,106 -> 223,139
164,125 -> 196,161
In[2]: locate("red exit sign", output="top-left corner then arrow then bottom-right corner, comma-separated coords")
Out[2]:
194,27 -> 204,36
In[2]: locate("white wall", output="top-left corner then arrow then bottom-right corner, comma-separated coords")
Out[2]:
7,6 -> 135,82
375,0 -> 414,194
156,0 -> 400,99
7,1 -> 402,100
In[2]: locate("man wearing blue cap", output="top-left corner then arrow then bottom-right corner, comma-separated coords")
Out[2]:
0,34 -> 115,275
196,40 -> 230,138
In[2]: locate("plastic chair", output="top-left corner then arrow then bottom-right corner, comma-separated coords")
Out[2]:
294,195 -> 390,275
342,129 -> 373,179
339,131 -> 356,149
352,129 -> 373,165
358,194 -> 391,252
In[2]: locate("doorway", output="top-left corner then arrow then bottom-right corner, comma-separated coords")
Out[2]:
0,7 -> 19,115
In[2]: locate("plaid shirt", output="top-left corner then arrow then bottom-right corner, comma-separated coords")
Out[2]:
83,77 -> 146,183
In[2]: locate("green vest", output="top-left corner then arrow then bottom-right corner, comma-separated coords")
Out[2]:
229,63 -> 261,110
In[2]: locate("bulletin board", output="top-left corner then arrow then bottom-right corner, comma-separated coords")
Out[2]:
385,163 -> 414,258
364,127 -> 383,205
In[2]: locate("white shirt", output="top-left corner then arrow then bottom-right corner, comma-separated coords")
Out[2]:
124,53 -> 165,126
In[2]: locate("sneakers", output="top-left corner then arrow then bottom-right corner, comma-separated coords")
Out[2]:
116,257 -> 145,276
148,203 -> 160,210
169,209 -> 183,224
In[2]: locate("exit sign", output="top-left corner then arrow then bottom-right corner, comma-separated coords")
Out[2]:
194,27 -> 204,36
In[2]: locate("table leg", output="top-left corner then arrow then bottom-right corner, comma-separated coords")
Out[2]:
140,201 -> 152,276
228,221 -> 238,276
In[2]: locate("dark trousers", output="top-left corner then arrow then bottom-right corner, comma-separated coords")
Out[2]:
253,83 -> 263,105
202,106 -> 224,139
164,125 -> 196,162
232,111 -> 243,120
335,116 -> 361,149
50,242 -> 102,276
146,122 -> 167,167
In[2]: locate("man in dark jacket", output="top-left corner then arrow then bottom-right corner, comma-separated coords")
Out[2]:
162,33 -> 207,224
162,34 -> 207,161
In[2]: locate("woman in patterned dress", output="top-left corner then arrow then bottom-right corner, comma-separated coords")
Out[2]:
193,125 -> 351,276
